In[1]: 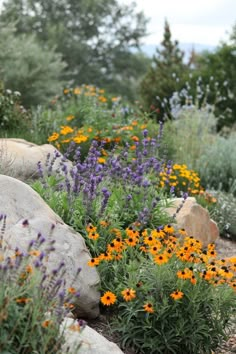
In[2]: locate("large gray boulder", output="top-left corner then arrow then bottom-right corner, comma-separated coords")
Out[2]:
0,138 -> 70,181
61,318 -> 124,354
0,174 -> 100,319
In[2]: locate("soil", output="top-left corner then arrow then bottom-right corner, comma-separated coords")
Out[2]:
87,237 -> 236,354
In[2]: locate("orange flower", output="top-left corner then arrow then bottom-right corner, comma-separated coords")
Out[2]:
16,298 -> 31,304
42,320 -> 52,328
101,291 -> 116,306
69,323 -> 81,332
25,265 -> 33,274
87,258 -> 100,267
125,237 -> 138,247
86,224 -> 97,233
154,254 -> 168,265
68,287 -> 76,294
121,288 -> 136,302
88,232 -> 99,240
143,303 -> 154,313
170,290 -> 184,300
29,250 -> 40,257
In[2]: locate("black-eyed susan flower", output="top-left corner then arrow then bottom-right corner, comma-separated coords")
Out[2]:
101,291 -> 116,306
88,232 -> 99,241
86,224 -> 97,233
154,253 -> 168,265
190,275 -> 197,285
126,237 -> 138,247
121,288 -> 136,302
170,290 -> 184,300
143,303 -> 154,313
164,224 -> 175,234
144,235 -> 156,246
87,258 -> 100,267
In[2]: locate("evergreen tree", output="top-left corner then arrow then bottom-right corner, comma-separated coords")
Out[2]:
139,20 -> 188,119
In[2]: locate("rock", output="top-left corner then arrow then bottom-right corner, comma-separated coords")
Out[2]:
0,174 -> 100,319
0,138 -> 71,181
61,318 -> 124,354
165,197 -> 219,246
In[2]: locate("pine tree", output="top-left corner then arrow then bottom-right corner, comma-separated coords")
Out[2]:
140,20 -> 188,119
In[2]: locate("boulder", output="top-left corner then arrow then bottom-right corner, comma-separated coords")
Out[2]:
0,138 -> 71,181
165,197 -> 219,246
61,318 -> 124,354
0,174 -> 100,319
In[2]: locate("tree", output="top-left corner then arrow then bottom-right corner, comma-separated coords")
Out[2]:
189,42 -> 236,130
139,20 -> 188,119
0,0 -> 148,100
0,23 -> 66,107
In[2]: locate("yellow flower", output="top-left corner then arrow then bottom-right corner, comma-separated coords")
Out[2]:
163,224 -> 175,234
48,132 -> 59,142
66,115 -> 75,121
60,126 -> 74,135
73,135 -> 88,143
101,291 -> 116,306
98,157 -> 106,164
73,88 -> 81,95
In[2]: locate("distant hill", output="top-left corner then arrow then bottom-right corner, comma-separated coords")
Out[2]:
140,43 -> 216,60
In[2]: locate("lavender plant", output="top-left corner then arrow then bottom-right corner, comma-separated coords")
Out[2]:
0,215 -> 84,354
32,126 -> 174,256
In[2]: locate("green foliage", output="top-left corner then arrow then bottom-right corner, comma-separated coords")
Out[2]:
0,0 -> 149,101
98,231 -> 236,354
0,23 -> 66,107
196,134 -> 236,195
190,42 -> 236,130
203,191 -> 236,241
139,20 -> 188,119
0,81 -> 30,132
0,217 -> 83,353
161,104 -> 217,170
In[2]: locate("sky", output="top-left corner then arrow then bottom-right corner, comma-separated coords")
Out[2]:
120,0 -> 236,47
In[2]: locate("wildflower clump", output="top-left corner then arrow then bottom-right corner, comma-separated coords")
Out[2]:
97,224 -> 236,354
0,215 -> 84,353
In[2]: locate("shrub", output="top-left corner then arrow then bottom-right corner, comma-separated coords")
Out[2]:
0,83 -> 30,132
196,134 -> 236,195
0,23 -> 66,107
161,103 -> 216,169
201,191 -> 236,241
0,215 -> 84,353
